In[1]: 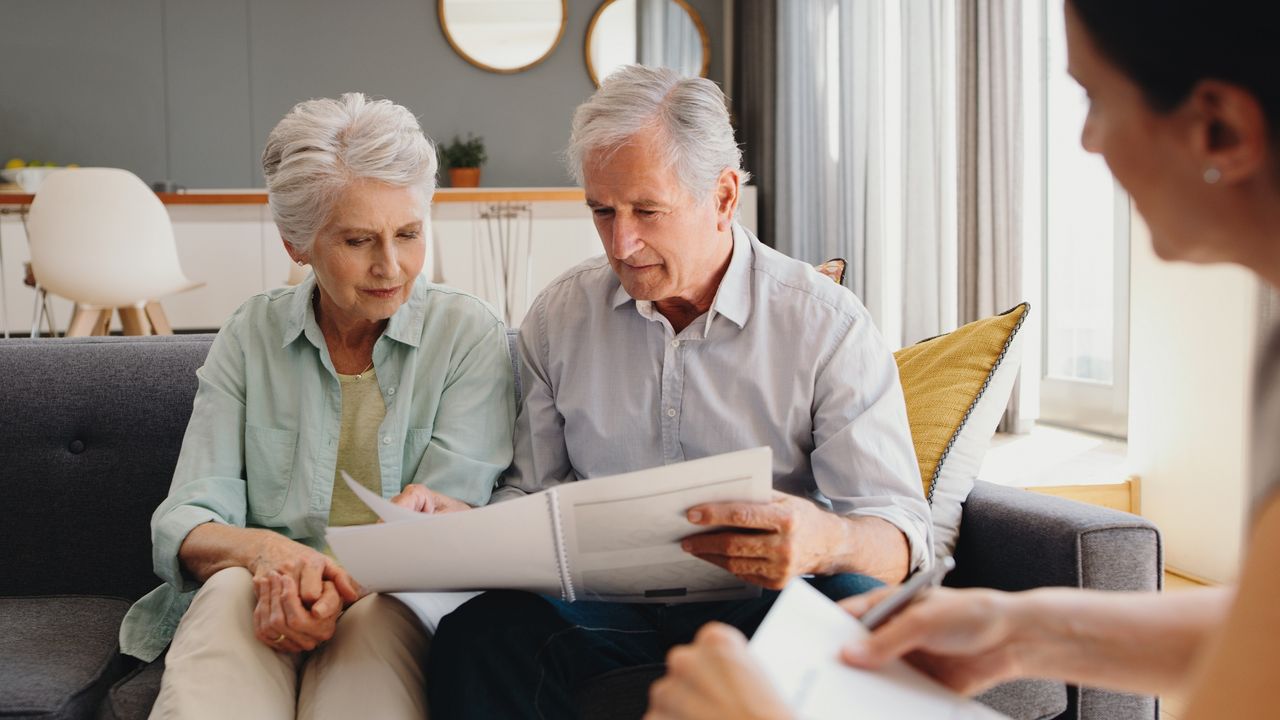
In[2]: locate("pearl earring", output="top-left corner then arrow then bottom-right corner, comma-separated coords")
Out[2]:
296,260 -> 305,266
1203,167 -> 1222,184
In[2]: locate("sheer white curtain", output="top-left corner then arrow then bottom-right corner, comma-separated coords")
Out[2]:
958,0 -> 1025,430
776,0 -> 956,349
637,0 -> 699,74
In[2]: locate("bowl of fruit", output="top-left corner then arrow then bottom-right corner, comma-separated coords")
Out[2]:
2,159 -> 79,193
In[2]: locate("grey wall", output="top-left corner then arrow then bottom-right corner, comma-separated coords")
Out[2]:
0,0 -> 725,189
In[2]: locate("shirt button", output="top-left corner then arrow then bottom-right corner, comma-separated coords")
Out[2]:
666,408 -> 677,418
382,436 -> 392,445
387,387 -> 396,396
671,340 -> 680,348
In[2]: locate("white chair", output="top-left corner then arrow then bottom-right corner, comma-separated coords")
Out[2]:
26,168 -> 202,336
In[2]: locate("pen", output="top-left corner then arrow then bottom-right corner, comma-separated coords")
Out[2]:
859,555 -> 956,631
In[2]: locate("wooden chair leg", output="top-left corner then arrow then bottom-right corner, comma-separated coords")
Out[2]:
65,306 -> 96,337
118,306 -> 151,336
144,301 -> 173,335
91,308 -> 112,336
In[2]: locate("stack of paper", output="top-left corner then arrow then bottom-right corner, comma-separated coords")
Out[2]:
749,580 -> 1010,719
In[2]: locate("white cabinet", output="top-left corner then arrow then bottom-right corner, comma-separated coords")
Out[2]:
163,205 -> 269,330
432,186 -> 756,327
0,186 -> 756,335
432,201 -> 602,327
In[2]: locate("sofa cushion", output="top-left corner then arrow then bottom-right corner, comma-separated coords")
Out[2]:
96,656 -> 163,720
975,678 -> 1068,720
893,303 -> 1029,559
0,336 -> 212,601
0,596 -> 130,720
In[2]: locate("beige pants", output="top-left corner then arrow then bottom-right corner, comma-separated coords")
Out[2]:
149,567 -> 429,720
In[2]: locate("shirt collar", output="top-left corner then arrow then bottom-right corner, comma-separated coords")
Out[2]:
704,224 -> 753,335
281,272 -> 428,350
281,274 -> 316,348
609,224 -> 754,337
610,277 -> 633,311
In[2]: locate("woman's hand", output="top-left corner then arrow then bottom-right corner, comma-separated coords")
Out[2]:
253,572 -> 344,653
839,586 -> 1029,695
247,533 -> 363,609
391,484 -> 472,514
644,623 -> 792,720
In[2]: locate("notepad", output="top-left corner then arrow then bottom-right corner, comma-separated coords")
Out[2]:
326,446 -> 773,603
749,580 -> 1011,719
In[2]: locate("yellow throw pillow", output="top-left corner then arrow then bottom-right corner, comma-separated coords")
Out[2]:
894,302 -> 1030,557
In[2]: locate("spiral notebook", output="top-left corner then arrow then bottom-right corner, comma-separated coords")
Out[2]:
325,446 -> 773,603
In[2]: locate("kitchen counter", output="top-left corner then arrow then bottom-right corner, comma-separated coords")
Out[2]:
0,187 -> 586,206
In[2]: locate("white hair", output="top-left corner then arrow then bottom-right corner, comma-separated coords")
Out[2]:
565,65 -> 749,200
262,92 -> 437,252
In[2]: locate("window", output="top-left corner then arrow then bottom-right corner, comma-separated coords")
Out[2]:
1036,0 -> 1130,438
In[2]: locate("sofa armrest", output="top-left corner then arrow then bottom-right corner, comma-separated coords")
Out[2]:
948,480 -> 1162,593
950,480 -> 1162,720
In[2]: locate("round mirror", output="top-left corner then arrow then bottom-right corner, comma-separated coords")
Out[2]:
585,0 -> 710,87
439,0 -> 567,74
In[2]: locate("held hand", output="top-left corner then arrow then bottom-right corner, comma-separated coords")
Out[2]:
839,586 -> 1028,695
645,623 -> 792,720
252,572 -> 343,653
247,533 -> 363,610
390,484 -> 472,514
682,491 -> 838,589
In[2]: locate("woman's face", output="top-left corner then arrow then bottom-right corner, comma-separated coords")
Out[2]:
1064,2 -> 1266,265
292,179 -> 427,328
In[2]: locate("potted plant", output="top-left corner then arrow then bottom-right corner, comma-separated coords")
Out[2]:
440,134 -> 487,188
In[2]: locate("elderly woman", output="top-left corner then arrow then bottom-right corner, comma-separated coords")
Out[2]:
117,93 -> 515,718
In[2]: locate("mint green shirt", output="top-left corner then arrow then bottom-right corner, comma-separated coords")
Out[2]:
119,274 -> 516,661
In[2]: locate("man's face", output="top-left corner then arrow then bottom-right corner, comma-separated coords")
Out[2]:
583,127 -> 729,303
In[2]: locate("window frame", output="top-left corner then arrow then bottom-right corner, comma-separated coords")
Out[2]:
1035,0 -> 1131,439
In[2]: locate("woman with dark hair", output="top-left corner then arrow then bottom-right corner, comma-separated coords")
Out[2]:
643,1 -> 1280,718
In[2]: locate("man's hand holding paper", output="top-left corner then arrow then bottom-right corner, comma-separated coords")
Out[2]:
680,491 -> 841,590
683,492 -> 913,590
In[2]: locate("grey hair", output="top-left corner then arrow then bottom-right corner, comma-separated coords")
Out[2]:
565,65 -> 749,200
262,92 -> 437,252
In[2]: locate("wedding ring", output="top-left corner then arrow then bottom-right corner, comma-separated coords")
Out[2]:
271,633 -> 286,644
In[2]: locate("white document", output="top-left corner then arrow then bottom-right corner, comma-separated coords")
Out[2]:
390,591 -> 481,633
749,580 -> 1010,720
326,446 -> 774,603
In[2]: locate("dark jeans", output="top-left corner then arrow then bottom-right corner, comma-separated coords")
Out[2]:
427,574 -> 882,719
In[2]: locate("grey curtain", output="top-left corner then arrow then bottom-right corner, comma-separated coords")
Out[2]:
730,0 -> 777,247
775,0 -> 836,266
958,0 -> 1024,430
775,0 -> 954,348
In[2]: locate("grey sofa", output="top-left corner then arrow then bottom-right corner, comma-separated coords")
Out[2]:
0,334 -> 1162,720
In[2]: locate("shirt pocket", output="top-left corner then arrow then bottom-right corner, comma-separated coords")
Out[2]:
404,427 -> 434,481
244,424 -> 299,520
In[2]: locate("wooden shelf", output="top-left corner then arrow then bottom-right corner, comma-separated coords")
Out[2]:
0,187 -> 585,207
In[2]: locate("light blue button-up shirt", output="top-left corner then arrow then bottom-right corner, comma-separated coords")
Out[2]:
497,225 -> 932,572
119,274 -> 515,661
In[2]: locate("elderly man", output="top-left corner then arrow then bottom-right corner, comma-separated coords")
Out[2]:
427,65 -> 930,719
